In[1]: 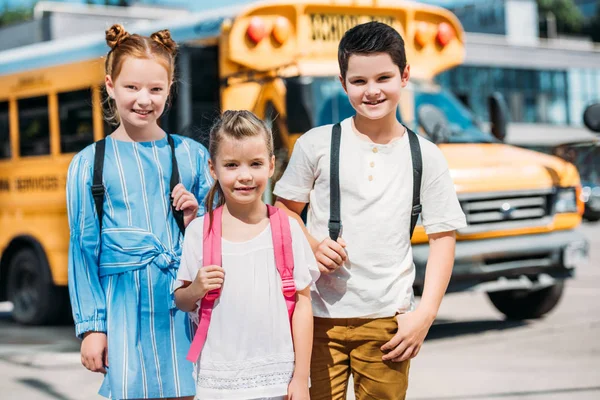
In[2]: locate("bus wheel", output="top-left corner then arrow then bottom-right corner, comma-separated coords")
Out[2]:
487,282 -> 565,320
6,247 -> 64,325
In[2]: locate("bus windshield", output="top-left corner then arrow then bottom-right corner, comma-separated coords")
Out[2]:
288,76 -> 495,144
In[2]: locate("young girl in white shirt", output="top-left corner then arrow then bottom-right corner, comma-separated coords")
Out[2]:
174,110 -> 319,400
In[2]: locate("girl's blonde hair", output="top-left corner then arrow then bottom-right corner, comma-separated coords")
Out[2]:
206,110 -> 274,222
104,24 -> 178,125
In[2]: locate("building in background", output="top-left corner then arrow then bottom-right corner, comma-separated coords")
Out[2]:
421,0 -> 600,127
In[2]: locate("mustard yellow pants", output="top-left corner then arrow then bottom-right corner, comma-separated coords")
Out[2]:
310,316 -> 410,400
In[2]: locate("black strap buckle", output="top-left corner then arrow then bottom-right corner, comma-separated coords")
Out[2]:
91,184 -> 105,197
328,220 -> 342,232
412,204 -> 422,216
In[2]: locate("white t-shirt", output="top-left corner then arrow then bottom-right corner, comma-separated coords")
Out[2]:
175,215 -> 319,400
273,117 -> 467,319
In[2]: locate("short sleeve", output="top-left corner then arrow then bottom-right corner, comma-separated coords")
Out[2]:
289,217 -> 320,290
419,143 -> 467,234
175,216 -> 204,291
273,138 -> 316,203
195,145 -> 213,217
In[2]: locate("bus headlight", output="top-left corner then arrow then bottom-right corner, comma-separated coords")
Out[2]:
555,187 -> 578,213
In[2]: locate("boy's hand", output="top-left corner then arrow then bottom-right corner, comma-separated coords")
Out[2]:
171,183 -> 199,227
314,237 -> 347,274
190,265 -> 225,299
81,331 -> 108,374
287,375 -> 310,400
381,310 -> 433,362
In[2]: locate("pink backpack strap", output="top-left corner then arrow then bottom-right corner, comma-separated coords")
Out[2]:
267,205 -> 296,325
186,206 -> 223,363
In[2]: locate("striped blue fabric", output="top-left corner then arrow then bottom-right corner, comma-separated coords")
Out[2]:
67,134 -> 212,399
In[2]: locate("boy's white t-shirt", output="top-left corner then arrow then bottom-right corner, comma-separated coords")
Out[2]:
175,215 -> 319,400
273,117 -> 467,319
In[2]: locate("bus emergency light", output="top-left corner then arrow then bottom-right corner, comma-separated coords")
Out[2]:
415,21 -> 435,47
436,22 -> 454,47
247,16 -> 267,44
272,16 -> 291,44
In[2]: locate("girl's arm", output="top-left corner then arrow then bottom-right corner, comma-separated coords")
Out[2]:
66,153 -> 108,374
174,265 -> 224,313
66,154 -> 106,338
174,217 -> 224,312
289,287 -> 313,393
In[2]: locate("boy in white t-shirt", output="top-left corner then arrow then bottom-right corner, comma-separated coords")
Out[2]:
274,22 -> 466,399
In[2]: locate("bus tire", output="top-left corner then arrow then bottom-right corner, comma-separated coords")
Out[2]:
6,247 -> 66,325
487,282 -> 565,320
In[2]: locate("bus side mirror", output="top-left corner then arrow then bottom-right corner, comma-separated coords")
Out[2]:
285,77 -> 314,134
418,104 -> 451,144
583,103 -> 600,133
488,92 -> 509,142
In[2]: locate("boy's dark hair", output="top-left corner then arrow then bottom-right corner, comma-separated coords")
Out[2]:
338,21 -> 407,80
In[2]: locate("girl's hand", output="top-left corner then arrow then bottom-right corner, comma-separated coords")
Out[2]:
81,331 -> 108,374
287,375 -> 310,400
381,310 -> 433,362
313,236 -> 347,274
171,183 -> 199,227
190,265 -> 225,299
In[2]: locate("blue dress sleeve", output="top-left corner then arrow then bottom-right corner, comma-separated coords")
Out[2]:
66,152 -> 107,338
194,144 -> 213,217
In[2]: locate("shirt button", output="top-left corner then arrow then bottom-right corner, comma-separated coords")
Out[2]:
368,175 -> 373,181
372,147 -> 379,153
370,161 -> 375,168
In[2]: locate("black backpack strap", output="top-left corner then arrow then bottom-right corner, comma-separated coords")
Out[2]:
407,128 -> 423,238
92,139 -> 106,233
329,123 -> 342,241
167,134 -> 186,236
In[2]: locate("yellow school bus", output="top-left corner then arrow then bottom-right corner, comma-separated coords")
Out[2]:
0,0 -> 590,324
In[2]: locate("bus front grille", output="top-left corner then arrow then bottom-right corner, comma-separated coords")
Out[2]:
458,189 -> 553,234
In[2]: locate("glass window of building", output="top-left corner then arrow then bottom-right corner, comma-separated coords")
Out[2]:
18,96 -> 50,157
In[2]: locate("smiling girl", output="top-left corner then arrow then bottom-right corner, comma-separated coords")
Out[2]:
66,24 -> 211,399
174,111 -> 319,400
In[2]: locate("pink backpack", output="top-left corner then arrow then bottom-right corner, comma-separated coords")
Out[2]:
186,205 -> 296,363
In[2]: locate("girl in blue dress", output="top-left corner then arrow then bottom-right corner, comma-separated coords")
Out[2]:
66,24 -> 211,399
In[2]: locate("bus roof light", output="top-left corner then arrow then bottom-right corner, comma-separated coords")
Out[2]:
436,22 -> 455,47
247,16 -> 267,44
272,16 -> 291,44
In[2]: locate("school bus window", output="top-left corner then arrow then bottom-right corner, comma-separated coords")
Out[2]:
18,95 -> 50,157
0,101 -> 10,159
59,89 -> 94,153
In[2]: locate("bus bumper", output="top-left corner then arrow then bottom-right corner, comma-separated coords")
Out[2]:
412,230 -> 589,294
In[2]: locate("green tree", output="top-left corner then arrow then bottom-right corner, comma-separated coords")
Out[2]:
0,6 -> 34,27
537,0 -> 585,35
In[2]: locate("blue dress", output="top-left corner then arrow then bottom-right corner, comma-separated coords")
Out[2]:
67,134 -> 212,399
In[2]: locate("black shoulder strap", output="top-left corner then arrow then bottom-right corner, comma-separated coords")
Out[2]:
167,134 -> 186,236
328,124 -> 423,241
328,123 -> 342,241
92,136 -> 186,237
407,128 -> 423,238
92,139 -> 106,232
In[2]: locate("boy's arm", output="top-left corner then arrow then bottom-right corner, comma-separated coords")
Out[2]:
288,286 -> 313,396
381,230 -> 456,362
417,230 -> 456,321
275,199 -> 318,250
276,198 -> 347,274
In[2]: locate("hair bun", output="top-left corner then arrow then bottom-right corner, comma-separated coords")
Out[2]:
106,24 -> 130,50
150,29 -> 177,56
